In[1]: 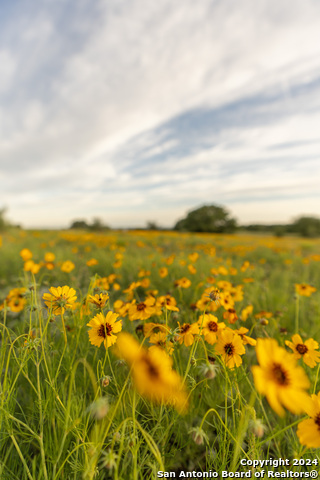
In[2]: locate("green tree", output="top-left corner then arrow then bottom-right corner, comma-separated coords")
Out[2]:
70,219 -> 90,229
290,216 -> 320,238
0,207 -> 9,231
174,204 -> 237,233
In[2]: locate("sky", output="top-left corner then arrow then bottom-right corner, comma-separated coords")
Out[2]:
1,0 -> 320,229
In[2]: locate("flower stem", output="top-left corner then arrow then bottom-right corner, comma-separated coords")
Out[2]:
295,295 -> 300,333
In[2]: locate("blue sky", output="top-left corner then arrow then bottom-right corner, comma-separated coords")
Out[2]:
1,0 -> 320,228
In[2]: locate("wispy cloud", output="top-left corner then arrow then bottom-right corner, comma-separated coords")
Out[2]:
1,0 -> 320,227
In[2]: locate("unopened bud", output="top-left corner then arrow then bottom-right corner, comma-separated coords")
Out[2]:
101,376 -> 111,387
189,427 -> 208,445
250,419 -> 267,438
259,318 -> 269,326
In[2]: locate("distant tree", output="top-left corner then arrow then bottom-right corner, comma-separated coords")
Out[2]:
174,205 -> 237,233
70,218 -> 110,231
290,216 -> 320,238
146,221 -> 159,230
89,217 -> 110,231
0,207 -> 10,231
70,219 -> 90,230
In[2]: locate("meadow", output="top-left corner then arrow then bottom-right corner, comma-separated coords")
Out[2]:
0,229 -> 319,479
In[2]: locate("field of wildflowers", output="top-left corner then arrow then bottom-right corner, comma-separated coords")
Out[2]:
0,229 -> 319,479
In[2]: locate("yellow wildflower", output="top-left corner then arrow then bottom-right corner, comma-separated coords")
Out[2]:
87,311 -> 122,348
285,334 -> 320,368
252,338 -> 310,416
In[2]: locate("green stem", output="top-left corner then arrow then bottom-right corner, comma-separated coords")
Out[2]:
295,295 -> 300,333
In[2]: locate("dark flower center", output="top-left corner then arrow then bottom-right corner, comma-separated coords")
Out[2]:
142,355 -> 160,379
180,324 -> 190,334
314,413 -> 320,430
296,343 -> 308,355
98,323 -> 112,338
208,321 -> 218,332
272,363 -> 289,385
224,343 -> 234,356
137,302 -> 146,311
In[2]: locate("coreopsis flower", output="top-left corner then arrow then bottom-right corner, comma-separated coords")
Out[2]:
241,305 -> 253,322
285,334 -> 320,368
218,266 -> 228,275
165,254 -> 175,265
240,261 -> 251,272
123,282 -> 141,300
113,299 -> 130,318
149,331 -> 174,355
188,252 -> 199,263
176,322 -> 200,347
233,327 -> 256,346
229,267 -> 238,275
114,332 -> 188,413
217,280 -> 232,291
5,287 -> 27,313
295,283 -> 316,297
87,311 -> 122,348
87,258 -> 98,267
138,269 -> 150,277
215,329 -> 246,369
174,277 -> 191,289
219,291 -> 235,310
43,286 -> 77,315
188,265 -> 197,275
156,295 -> 179,312
243,277 -> 254,283
24,260 -> 41,274
44,252 -> 55,262
252,338 -> 310,416
108,273 -> 117,283
159,267 -> 168,278
229,286 -> 244,302
20,248 -> 32,261
297,392 -> 320,448
88,293 -> 109,309
94,277 -> 110,290
198,314 -> 225,345
223,308 -> 238,324
72,300 -> 91,319
254,310 -> 273,320
128,297 -> 160,321
61,260 -> 75,273
140,278 -> 150,288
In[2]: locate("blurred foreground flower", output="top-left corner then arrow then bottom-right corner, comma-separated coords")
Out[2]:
252,338 -> 310,416
114,332 -> 188,413
297,392 -> 320,448
43,286 -> 77,315
87,311 -> 122,348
